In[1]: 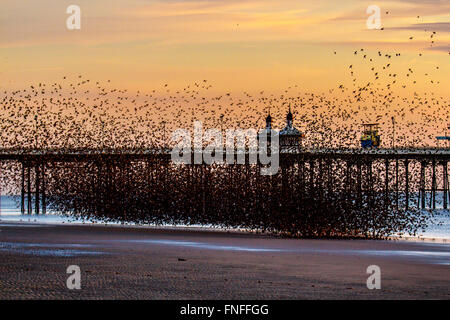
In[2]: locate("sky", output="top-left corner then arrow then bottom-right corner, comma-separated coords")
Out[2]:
0,0 -> 448,150
0,0 -> 448,94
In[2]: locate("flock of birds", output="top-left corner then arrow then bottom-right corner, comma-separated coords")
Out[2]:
40,151 -> 428,238
0,50 -> 447,152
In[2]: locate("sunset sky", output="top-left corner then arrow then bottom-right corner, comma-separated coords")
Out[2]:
0,0 -> 448,95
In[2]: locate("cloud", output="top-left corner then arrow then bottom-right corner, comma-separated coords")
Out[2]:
330,0 -> 450,22
426,45 -> 450,52
390,0 -> 448,4
389,22 -> 450,32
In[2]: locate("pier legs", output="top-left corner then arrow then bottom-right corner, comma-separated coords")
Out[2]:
357,161 -> 362,207
35,164 -> 40,215
42,163 -> 46,215
385,159 -> 389,207
10,155 -> 448,219
395,159 -> 399,210
318,159 -> 323,202
27,165 -> 32,214
405,160 -> 409,210
21,163 -> 25,214
20,161 -> 47,215
431,160 -> 436,210
420,161 -> 426,209
201,164 -> 206,217
309,161 -> 315,193
444,162 -> 448,210
368,161 -> 373,206
300,161 -> 305,196
345,161 -> 350,196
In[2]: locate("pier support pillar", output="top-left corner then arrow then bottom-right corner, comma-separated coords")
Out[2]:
27,165 -> 31,214
326,159 -> 332,196
357,161 -> 362,207
201,165 -> 206,217
309,160 -> 315,193
385,159 -> 389,207
318,159 -> 323,202
405,160 -> 409,210
345,161 -> 351,195
395,159 -> 399,210
432,160 -> 436,210
35,163 -> 40,215
299,160 -> 305,196
368,161 -> 373,206
420,161 -> 426,209
42,163 -> 46,215
444,162 -> 448,210
21,163 -> 25,214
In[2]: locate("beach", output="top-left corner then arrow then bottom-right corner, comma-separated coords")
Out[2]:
0,221 -> 449,299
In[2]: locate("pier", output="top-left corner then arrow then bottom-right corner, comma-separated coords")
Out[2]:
0,147 -> 448,216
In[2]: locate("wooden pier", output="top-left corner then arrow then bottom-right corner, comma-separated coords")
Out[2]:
0,147 -> 448,215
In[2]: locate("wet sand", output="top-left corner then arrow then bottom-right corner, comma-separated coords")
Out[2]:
0,221 -> 449,299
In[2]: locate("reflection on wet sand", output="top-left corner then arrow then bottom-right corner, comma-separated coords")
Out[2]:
0,242 -> 107,257
113,238 -> 450,265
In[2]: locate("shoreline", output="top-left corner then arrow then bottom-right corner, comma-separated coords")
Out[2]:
1,216 -> 449,244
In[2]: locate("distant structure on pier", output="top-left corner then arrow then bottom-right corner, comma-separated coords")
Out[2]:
361,123 -> 381,149
279,106 -> 304,152
259,106 -> 304,152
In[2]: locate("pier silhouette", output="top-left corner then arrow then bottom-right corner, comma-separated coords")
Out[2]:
0,146 -> 447,238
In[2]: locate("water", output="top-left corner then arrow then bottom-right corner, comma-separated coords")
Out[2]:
0,242 -> 107,257
1,195 -> 449,239
112,239 -> 450,265
0,195 -> 87,224
120,239 -> 283,252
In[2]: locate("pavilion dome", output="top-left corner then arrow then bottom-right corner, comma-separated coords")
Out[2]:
279,107 -> 304,152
